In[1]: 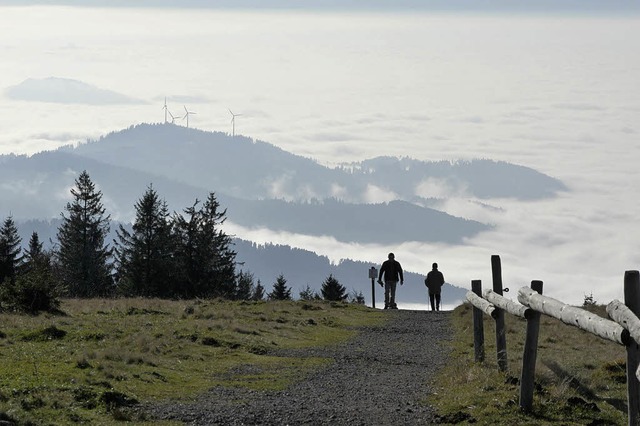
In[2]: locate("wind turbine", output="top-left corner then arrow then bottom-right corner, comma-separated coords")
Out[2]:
162,97 -> 169,123
228,109 -> 242,137
183,105 -> 196,128
168,110 -> 177,124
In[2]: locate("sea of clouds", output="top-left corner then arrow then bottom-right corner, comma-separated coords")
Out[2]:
0,6 -> 639,306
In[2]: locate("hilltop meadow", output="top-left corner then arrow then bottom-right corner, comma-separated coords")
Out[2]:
0,297 -> 631,425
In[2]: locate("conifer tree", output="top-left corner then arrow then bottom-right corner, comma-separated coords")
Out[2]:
235,270 -> 255,300
20,231 -> 45,277
114,185 -> 174,297
252,279 -> 265,301
321,274 -> 348,302
0,215 -> 23,286
55,170 -> 112,297
350,290 -> 366,305
202,192 -> 236,298
172,192 -> 236,298
1,230 -> 61,313
299,284 -> 320,301
268,274 -> 292,301
23,232 -> 43,266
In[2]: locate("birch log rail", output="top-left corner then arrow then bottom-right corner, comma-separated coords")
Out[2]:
607,300 -> 640,382
483,289 -> 531,319
608,300 -> 640,345
518,287 -> 630,346
465,290 -> 497,319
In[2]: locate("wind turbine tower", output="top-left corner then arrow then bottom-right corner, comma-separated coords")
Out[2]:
162,97 -> 169,123
183,105 -> 196,128
228,109 -> 242,137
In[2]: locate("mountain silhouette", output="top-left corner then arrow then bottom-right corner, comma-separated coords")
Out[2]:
1,123 -> 566,245
63,123 -> 566,203
4,77 -> 142,105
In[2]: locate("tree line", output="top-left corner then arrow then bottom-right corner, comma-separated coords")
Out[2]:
0,170 -> 361,313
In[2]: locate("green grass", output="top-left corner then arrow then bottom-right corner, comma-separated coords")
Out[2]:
430,303 -> 629,425
2,298 -> 632,425
0,298 -> 383,425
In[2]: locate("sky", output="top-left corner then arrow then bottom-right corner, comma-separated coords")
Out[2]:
1,4 -> 639,306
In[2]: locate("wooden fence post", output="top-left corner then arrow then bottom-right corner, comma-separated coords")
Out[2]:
520,280 -> 543,413
472,280 -> 485,363
624,270 -> 640,425
492,255 -> 508,371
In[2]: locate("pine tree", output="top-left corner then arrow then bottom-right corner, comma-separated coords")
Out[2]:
268,274 -> 292,301
23,232 -> 43,265
1,230 -> 61,313
114,185 -> 175,297
321,274 -> 348,302
20,231 -> 44,278
55,170 -> 113,297
235,270 -> 255,300
172,192 -> 236,298
202,192 -> 236,298
350,290 -> 366,305
252,279 -> 265,301
299,284 -> 320,301
0,216 -> 23,286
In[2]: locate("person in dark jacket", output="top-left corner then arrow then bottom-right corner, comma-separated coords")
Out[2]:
377,252 -> 404,309
424,262 -> 445,311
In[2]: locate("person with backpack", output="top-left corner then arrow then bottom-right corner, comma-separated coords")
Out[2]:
424,262 -> 445,311
377,252 -> 404,309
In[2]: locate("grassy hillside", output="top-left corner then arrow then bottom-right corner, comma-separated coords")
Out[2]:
430,303 -> 628,425
0,299 -> 383,425
0,299 -> 631,425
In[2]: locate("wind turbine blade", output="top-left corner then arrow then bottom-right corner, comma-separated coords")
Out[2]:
228,109 -> 234,115
184,105 -> 188,113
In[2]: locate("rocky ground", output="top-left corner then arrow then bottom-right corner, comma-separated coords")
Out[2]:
137,309 -> 452,425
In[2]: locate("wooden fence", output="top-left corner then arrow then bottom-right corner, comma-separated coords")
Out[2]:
465,254 -> 640,425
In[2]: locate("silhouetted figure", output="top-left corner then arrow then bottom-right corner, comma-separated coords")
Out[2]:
377,252 -> 404,309
424,262 -> 445,311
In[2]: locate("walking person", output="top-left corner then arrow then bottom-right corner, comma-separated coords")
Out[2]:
424,263 -> 445,311
377,252 -> 404,309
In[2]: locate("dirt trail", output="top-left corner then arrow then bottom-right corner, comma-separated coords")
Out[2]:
141,309 -> 452,425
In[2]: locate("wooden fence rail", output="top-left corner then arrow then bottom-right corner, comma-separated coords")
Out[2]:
464,255 -> 640,425
518,287 -> 629,345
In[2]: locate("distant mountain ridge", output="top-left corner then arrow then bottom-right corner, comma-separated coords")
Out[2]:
63,123 -> 566,203
1,123 -> 565,245
4,77 -> 142,105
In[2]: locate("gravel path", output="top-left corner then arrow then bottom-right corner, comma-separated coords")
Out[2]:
140,309 -> 452,425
